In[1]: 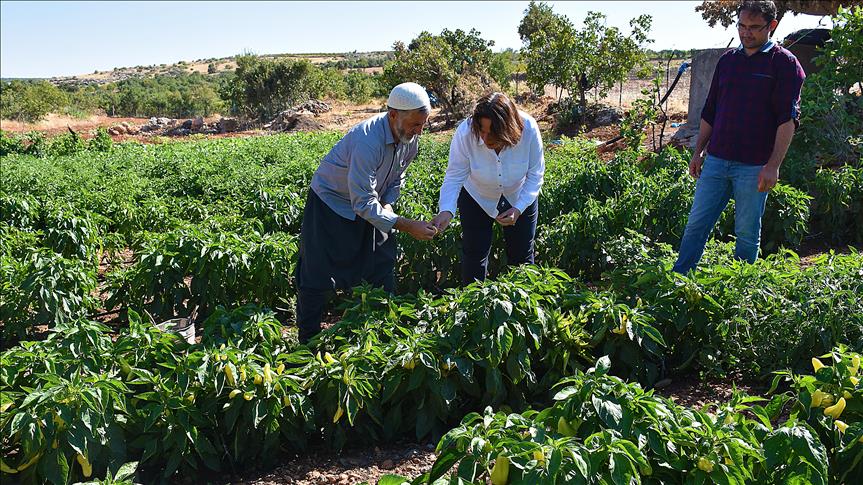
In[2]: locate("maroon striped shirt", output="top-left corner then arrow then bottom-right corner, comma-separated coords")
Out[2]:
701,41 -> 806,166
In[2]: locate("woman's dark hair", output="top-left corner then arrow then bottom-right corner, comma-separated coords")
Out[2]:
470,92 -> 524,149
737,0 -> 777,23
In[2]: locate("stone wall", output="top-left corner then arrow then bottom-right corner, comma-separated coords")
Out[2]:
672,48 -> 728,149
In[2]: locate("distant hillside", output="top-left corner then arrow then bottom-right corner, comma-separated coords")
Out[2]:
44,51 -> 394,89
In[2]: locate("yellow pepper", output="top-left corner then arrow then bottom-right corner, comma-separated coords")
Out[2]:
243,392 -> 254,401
276,363 -> 285,375
333,405 -> 344,423
812,358 -> 826,372
850,376 -> 859,386
533,449 -> 545,463
490,454 -> 510,485
851,355 -> 860,375
17,452 -> 42,472
225,365 -> 236,386
324,352 -> 337,364
557,416 -> 579,436
824,397 -> 847,419
835,420 -> 849,433
229,389 -> 242,399
253,374 -> 263,385
697,457 -> 714,473
811,390 -> 826,408
53,411 -> 66,428
263,363 -> 273,384
612,314 -> 628,335
76,453 -> 92,478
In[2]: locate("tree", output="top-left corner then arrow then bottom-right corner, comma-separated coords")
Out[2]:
609,15 -> 653,107
344,71 -> 376,104
518,1 -> 570,99
221,54 -> 322,121
519,3 -> 653,112
382,28 -> 499,124
489,49 -> 518,92
0,80 -> 68,123
696,0 -> 856,28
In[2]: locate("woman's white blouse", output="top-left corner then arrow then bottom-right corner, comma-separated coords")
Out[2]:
439,111 -> 545,218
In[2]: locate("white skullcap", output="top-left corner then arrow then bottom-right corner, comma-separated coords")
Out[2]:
387,82 -> 431,111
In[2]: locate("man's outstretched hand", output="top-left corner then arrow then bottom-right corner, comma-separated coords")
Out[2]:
395,217 -> 438,240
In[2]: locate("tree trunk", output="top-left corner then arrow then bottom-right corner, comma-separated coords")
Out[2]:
619,79 -> 623,108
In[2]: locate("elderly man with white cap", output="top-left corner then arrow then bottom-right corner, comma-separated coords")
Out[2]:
295,82 -> 437,344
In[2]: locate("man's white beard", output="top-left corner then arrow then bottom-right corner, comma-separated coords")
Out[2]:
400,134 -> 417,144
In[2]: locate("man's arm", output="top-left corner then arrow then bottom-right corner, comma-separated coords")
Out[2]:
690,56 -> 723,180
689,119 -> 713,179
347,142 -> 399,232
348,145 -> 436,240
760,53 -> 805,192
757,119 -> 795,192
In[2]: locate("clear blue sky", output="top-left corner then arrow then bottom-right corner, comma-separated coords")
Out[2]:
1,1 -> 832,78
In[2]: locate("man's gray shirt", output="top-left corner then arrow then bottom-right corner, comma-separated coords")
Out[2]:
310,113 -> 418,233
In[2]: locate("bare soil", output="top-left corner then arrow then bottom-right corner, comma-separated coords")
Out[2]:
231,442 -> 437,485
0,113 -> 151,136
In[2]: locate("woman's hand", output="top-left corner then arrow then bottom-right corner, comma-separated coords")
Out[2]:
431,211 -> 454,234
495,208 -> 521,226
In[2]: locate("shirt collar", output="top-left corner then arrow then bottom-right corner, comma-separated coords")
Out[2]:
735,40 -> 775,54
381,112 -> 396,146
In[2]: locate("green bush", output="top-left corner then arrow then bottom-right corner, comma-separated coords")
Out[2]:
0,80 -> 68,122
0,130 -> 26,156
811,166 -> 863,244
343,71 -> 376,104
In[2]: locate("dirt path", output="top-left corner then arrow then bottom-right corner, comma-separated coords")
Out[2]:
0,113 -> 151,136
234,441 -> 436,485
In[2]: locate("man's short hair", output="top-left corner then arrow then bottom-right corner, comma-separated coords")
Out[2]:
737,0 -> 777,23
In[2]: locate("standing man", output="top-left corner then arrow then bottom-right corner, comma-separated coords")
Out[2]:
673,0 -> 805,274
295,82 -> 437,343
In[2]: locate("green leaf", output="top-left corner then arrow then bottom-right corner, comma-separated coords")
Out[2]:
378,474 -> 410,485
592,356 -> 612,376
553,385 -> 579,401
38,446 -> 69,485
426,449 -> 464,483
609,451 -> 636,485
592,395 -> 623,428
114,461 -> 139,481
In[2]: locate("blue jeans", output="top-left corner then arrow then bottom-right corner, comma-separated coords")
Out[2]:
673,154 -> 769,274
